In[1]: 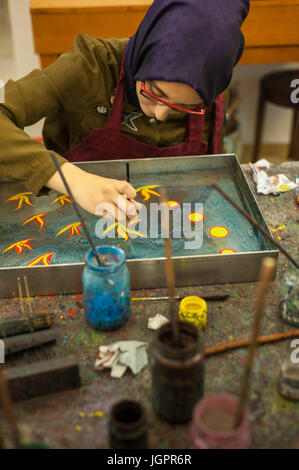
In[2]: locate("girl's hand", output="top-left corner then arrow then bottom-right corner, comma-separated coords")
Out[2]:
46,162 -> 142,221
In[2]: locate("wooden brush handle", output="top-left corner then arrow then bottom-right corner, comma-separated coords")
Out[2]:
204,329 -> 299,356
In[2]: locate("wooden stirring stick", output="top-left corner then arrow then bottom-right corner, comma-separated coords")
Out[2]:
0,364 -> 21,448
160,188 -> 181,346
24,276 -> 32,314
234,257 -> 276,428
17,277 -> 24,314
204,328 -> 299,356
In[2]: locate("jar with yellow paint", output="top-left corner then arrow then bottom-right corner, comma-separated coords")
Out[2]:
179,296 -> 207,329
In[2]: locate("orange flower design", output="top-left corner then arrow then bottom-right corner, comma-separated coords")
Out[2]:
56,222 -> 82,238
23,214 -> 46,230
26,253 -> 55,266
51,195 -> 72,207
102,220 -> 146,241
136,185 -> 160,202
2,239 -> 33,255
6,192 -> 33,210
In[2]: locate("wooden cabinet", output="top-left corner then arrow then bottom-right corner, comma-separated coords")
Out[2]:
30,0 -> 299,69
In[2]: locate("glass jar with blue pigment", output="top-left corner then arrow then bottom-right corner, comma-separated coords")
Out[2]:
82,246 -> 130,331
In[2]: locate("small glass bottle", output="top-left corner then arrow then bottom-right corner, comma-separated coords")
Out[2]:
151,320 -> 205,423
108,400 -> 148,449
189,394 -> 251,449
82,246 -> 130,331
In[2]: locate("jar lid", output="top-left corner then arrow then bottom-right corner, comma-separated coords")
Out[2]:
179,296 -> 207,329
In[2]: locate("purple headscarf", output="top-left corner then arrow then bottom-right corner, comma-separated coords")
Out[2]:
124,0 -> 250,107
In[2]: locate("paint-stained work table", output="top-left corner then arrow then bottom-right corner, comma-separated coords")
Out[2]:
0,161 -> 298,449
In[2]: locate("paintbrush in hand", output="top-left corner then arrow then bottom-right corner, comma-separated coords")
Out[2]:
50,152 -> 105,267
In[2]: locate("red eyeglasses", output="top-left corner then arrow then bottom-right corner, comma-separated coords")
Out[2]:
140,81 -> 206,116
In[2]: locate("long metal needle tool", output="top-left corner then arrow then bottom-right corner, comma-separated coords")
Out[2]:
50,152 -> 104,266
212,183 -> 298,269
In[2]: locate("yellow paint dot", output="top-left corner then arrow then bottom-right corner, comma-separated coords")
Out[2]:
219,249 -> 236,254
167,200 -> 179,208
79,412 -> 85,417
188,212 -> 205,223
209,226 -> 229,238
60,315 -> 64,319
75,425 -> 82,432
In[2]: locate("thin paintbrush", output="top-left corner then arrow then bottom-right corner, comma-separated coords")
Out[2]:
212,183 -> 298,269
234,257 -> 276,428
50,152 -> 104,267
160,188 -> 181,345
131,291 -> 229,302
204,328 -> 299,356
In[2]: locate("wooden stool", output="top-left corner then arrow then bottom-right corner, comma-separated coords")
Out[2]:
253,70 -> 299,162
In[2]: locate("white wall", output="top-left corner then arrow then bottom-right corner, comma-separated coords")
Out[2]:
7,0 -> 40,79
232,62 -> 299,146
5,0 -> 42,136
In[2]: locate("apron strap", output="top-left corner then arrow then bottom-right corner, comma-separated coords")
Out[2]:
187,112 -> 205,143
212,93 -> 225,154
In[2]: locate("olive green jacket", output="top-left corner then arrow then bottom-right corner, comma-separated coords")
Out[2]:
0,34 -> 225,195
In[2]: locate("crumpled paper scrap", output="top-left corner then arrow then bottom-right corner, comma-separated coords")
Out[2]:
94,341 -> 148,378
250,159 -> 298,195
147,314 -> 169,330
250,159 -> 279,195
269,174 -> 298,193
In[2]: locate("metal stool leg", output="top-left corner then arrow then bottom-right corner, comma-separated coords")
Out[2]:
289,110 -> 299,161
252,90 -> 266,163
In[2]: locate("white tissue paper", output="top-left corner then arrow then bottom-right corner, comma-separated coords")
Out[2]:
250,159 -> 280,195
147,314 -> 169,330
269,174 -> 298,193
94,341 -> 148,378
250,159 -> 298,195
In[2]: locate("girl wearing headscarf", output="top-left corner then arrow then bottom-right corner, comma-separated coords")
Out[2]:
0,0 -> 250,219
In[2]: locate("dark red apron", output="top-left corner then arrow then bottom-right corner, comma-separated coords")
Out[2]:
63,61 -> 225,162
